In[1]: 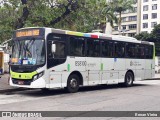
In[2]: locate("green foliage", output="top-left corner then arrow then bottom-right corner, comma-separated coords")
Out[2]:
134,32 -> 151,41
108,0 -> 134,30
1,0 -> 113,42
55,0 -> 107,32
151,24 -> 160,42
135,24 -> 160,42
101,4 -> 117,27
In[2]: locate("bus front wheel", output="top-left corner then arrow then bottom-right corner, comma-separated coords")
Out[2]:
124,72 -> 134,87
66,74 -> 80,93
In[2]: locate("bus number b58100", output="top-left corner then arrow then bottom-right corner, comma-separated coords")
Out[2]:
75,61 -> 87,66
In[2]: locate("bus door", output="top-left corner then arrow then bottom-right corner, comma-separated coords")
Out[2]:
125,43 -> 136,79
144,45 -> 154,79
135,45 -> 145,80
101,41 -> 118,84
69,36 -> 86,82
47,33 -> 67,88
113,42 -> 126,83
86,39 -> 101,85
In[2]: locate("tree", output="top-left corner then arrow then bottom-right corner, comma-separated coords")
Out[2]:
151,24 -> 160,56
151,24 -> 160,42
0,0 -> 84,42
108,0 -> 134,32
134,32 -> 151,41
52,0 -> 107,32
0,0 -> 109,43
101,4 -> 118,33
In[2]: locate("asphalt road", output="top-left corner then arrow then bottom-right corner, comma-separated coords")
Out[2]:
0,80 -> 160,120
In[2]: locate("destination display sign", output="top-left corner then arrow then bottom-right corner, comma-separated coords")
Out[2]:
16,29 -> 40,37
13,28 -> 45,39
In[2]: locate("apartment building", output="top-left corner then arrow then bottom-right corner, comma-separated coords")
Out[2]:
111,0 -> 139,37
111,0 -> 160,36
141,0 -> 160,33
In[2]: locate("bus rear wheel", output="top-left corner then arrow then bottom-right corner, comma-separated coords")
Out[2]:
124,72 -> 134,87
66,74 -> 80,93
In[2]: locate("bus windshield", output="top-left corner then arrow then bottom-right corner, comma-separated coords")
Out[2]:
11,39 -> 45,65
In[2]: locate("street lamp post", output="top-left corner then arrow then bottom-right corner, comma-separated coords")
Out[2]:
118,29 -> 129,36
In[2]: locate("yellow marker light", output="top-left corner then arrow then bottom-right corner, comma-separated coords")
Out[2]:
67,31 -> 83,36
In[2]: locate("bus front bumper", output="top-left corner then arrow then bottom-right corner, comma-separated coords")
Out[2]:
9,77 -> 46,88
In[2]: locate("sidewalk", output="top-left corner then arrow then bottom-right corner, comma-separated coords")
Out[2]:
0,74 -> 21,93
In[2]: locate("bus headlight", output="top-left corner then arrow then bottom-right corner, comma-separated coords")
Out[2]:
33,71 -> 44,81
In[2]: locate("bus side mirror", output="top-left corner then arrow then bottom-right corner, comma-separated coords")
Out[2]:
51,44 -> 56,53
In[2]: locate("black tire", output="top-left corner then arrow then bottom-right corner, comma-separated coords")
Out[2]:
124,72 -> 134,87
66,74 -> 80,93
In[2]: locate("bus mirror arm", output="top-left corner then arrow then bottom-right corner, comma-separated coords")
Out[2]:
52,44 -> 56,53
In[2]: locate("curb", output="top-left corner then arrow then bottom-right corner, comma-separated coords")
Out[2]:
145,78 -> 160,80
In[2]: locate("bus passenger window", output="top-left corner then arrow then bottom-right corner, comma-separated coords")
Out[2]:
114,42 -> 125,58
108,42 -> 114,57
126,43 -> 135,58
135,44 -> 147,59
87,39 -> 100,57
70,37 -> 85,56
145,45 -> 153,59
101,41 -> 108,57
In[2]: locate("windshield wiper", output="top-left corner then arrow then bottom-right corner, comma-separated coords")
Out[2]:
14,40 -> 22,58
24,38 -> 35,58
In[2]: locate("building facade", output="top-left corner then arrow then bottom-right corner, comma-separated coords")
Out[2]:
111,0 -> 160,37
141,0 -> 160,33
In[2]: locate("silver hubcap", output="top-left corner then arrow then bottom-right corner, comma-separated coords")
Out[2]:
70,78 -> 77,88
126,75 -> 132,84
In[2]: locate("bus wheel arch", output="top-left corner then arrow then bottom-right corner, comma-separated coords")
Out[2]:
124,70 -> 134,87
66,71 -> 83,93
69,71 -> 83,85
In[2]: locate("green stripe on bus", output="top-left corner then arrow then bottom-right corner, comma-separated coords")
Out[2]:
67,64 -> 70,71
153,45 -> 155,59
101,63 -> 103,71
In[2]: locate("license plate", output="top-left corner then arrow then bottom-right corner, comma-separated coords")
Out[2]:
18,81 -> 24,85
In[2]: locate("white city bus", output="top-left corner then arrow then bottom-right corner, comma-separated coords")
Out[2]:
9,27 -> 155,92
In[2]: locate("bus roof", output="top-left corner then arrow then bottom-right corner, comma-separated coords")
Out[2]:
16,27 -> 154,45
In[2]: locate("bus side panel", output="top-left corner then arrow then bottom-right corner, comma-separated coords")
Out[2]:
152,59 -> 155,78
113,58 -> 126,83
135,59 -> 145,80
86,57 -> 101,85
101,58 -> 118,84
125,59 -> 136,80
66,56 -> 88,86
48,60 -> 69,88
145,59 -> 152,79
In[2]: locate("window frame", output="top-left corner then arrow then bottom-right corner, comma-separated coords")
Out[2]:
69,36 -> 86,57
86,38 -> 100,57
